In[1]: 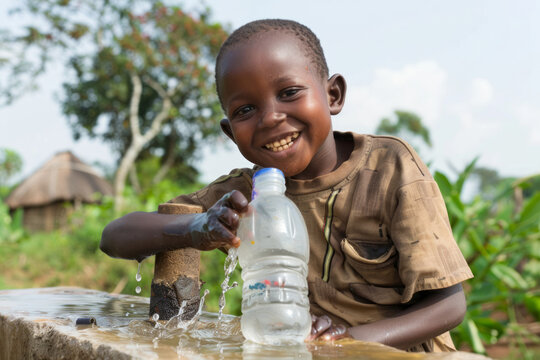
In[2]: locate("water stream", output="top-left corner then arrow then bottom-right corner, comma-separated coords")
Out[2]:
218,248 -> 239,325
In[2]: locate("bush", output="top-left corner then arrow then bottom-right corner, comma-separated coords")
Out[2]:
436,159 -> 540,356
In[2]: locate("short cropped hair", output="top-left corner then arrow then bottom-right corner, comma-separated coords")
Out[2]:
215,19 -> 329,102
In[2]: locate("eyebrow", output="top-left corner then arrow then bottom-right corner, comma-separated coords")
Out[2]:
271,75 -> 303,87
225,74 -> 307,108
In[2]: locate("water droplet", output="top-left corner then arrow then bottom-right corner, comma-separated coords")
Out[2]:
135,286 -> 141,294
136,262 -> 142,282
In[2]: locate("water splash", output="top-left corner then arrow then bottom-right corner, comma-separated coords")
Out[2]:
152,289 -> 211,335
218,247 -> 239,325
180,288 -> 210,330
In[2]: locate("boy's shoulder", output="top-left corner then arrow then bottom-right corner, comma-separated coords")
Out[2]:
168,168 -> 255,211
355,133 -> 431,181
209,167 -> 256,186
341,131 -> 421,161
365,134 -> 421,159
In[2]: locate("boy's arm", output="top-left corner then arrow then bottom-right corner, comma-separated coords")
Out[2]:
309,283 -> 466,349
100,190 -> 248,262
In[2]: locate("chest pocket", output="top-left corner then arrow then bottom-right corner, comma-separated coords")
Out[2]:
340,169 -> 402,288
341,235 -> 401,287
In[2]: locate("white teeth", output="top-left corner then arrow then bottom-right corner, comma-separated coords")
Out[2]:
265,132 -> 299,151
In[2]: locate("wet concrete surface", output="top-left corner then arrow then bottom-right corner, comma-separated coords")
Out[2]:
0,287 -> 492,359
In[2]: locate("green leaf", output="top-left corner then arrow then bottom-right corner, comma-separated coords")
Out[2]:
524,293 -> 540,321
465,318 -> 486,354
528,239 -> 540,259
447,194 -> 466,220
473,317 -> 506,344
467,228 -> 489,258
453,219 -> 467,243
434,171 -> 452,197
514,192 -> 540,234
491,263 -> 529,290
455,157 -> 479,196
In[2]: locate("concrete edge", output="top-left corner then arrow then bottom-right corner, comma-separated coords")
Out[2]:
0,314 -> 132,360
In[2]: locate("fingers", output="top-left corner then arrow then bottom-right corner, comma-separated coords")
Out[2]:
306,315 -> 349,342
306,315 -> 332,341
224,190 -> 249,213
320,324 -> 349,341
216,205 -> 240,228
192,191 -> 248,251
215,191 -> 249,231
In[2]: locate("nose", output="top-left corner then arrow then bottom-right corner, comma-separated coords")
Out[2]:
260,102 -> 286,127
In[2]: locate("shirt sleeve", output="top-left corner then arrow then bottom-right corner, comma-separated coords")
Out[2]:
167,168 -> 254,211
390,178 -> 473,303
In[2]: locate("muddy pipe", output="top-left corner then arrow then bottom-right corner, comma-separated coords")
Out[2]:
149,203 -> 203,321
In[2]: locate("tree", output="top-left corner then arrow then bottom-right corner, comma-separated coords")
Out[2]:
0,21 -> 47,106
3,0 -> 229,211
375,110 -> 432,152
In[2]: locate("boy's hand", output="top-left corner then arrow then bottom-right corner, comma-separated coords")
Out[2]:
306,314 -> 350,342
189,190 -> 249,251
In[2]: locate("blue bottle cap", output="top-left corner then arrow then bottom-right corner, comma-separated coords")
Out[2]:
253,167 -> 284,180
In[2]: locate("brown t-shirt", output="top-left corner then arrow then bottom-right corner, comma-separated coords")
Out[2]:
168,132 -> 473,352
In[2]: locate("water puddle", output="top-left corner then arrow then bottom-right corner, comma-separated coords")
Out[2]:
0,287 -> 488,359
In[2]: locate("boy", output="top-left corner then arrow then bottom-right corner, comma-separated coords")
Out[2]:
101,19 -> 473,352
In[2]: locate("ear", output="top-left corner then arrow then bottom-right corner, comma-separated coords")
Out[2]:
327,74 -> 347,115
220,118 -> 236,143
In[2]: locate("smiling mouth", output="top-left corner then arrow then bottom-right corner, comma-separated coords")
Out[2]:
264,132 -> 299,152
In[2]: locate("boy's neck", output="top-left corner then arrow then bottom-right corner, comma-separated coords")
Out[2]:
291,131 -> 354,180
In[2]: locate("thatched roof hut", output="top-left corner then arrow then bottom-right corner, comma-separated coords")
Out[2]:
5,151 -> 113,232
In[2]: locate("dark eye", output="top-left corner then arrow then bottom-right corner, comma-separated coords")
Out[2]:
233,104 -> 255,117
279,87 -> 301,100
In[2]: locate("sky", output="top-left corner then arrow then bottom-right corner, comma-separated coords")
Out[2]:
1,0 -> 539,185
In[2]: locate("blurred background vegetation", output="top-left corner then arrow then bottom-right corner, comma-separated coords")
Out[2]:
1,1 -> 539,359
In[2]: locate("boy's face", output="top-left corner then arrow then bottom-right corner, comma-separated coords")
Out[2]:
217,31 -> 344,178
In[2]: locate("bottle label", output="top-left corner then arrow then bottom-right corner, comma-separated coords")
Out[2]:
248,279 -> 285,291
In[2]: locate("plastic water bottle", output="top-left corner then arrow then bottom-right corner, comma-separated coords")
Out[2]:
237,168 -> 311,345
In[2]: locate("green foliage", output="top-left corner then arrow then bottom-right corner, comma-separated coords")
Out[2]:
436,159 -> 540,355
0,202 -> 26,243
0,148 -> 23,196
375,110 -> 432,149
